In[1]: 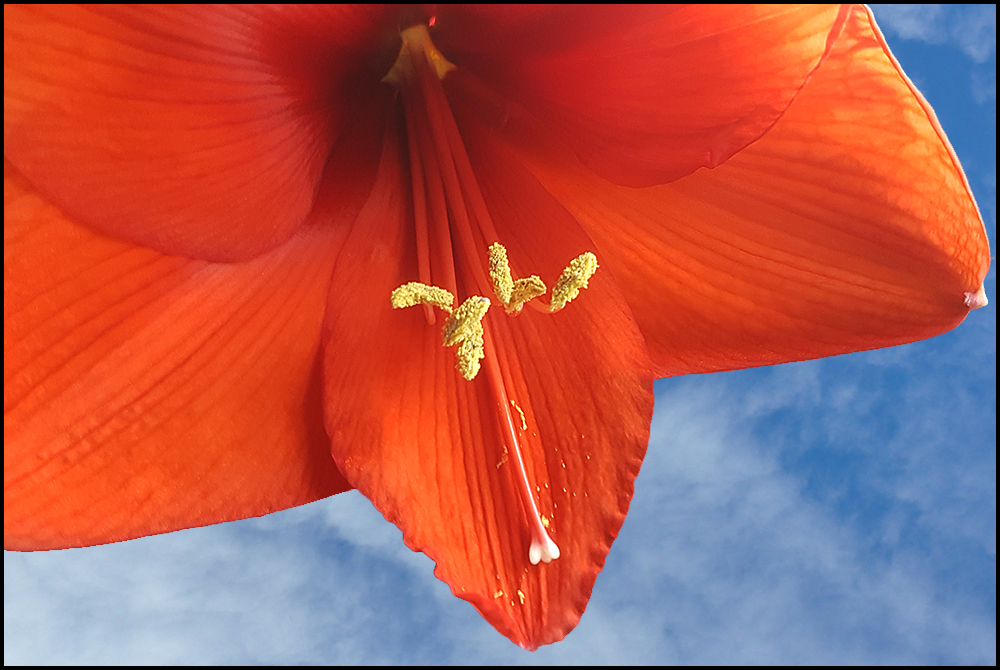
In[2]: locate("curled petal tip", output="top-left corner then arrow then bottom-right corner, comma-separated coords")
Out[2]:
965,286 -> 988,310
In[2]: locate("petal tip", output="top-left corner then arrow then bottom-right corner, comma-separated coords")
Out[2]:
965,286 -> 988,310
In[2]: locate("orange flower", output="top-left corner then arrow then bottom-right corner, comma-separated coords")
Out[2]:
3,5 -> 990,649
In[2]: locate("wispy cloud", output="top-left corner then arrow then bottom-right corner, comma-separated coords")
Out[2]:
972,65 -> 997,104
590,367 -> 995,664
4,497 -> 459,664
872,5 -> 997,64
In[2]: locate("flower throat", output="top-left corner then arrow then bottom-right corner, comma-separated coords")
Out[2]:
383,24 -> 598,566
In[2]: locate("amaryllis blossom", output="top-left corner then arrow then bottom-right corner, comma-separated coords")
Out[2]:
3,4 -> 990,649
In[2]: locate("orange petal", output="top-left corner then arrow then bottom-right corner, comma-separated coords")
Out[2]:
434,4 -> 850,186
496,5 -> 990,377
321,115 -> 653,648
4,159 -> 356,551
3,5 -> 395,261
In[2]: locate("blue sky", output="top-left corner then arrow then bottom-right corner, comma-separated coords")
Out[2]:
5,5 -> 996,664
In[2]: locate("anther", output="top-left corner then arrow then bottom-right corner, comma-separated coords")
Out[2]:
391,284 -> 490,380
442,296 -> 489,346
550,252 -> 599,312
390,282 -> 455,312
508,277 -> 547,315
488,243 -> 547,314
442,296 -> 491,380
488,243 -> 514,305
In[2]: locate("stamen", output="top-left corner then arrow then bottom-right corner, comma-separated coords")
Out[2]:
392,284 -> 491,380
385,24 -> 572,566
442,296 -> 490,380
405,72 -> 458,296
550,252 -> 599,312
403,96 -> 434,324
488,243 -> 547,315
384,22 -> 504,261
423,60 -> 503,247
410,50 -> 493,297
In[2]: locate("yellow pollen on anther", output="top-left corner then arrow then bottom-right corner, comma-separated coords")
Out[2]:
442,296 -> 489,345
508,277 -> 546,313
442,296 -> 491,380
392,245 -> 598,382
550,252 -> 599,312
488,243 -> 547,314
390,282 -> 454,312
391,283 -> 490,381
488,243 -> 514,304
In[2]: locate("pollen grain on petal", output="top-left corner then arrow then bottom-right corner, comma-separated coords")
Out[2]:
510,400 -> 528,431
550,252 -> 599,313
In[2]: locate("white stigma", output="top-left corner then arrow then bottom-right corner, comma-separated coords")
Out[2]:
529,534 -> 561,565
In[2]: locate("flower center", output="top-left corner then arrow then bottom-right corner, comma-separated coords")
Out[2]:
384,24 -> 598,566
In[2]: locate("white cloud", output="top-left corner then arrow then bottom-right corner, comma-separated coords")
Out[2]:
872,5 -> 997,64
872,5 -> 949,43
952,5 -> 999,63
981,168 -> 998,232
554,372 -> 989,665
971,64 -> 997,105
